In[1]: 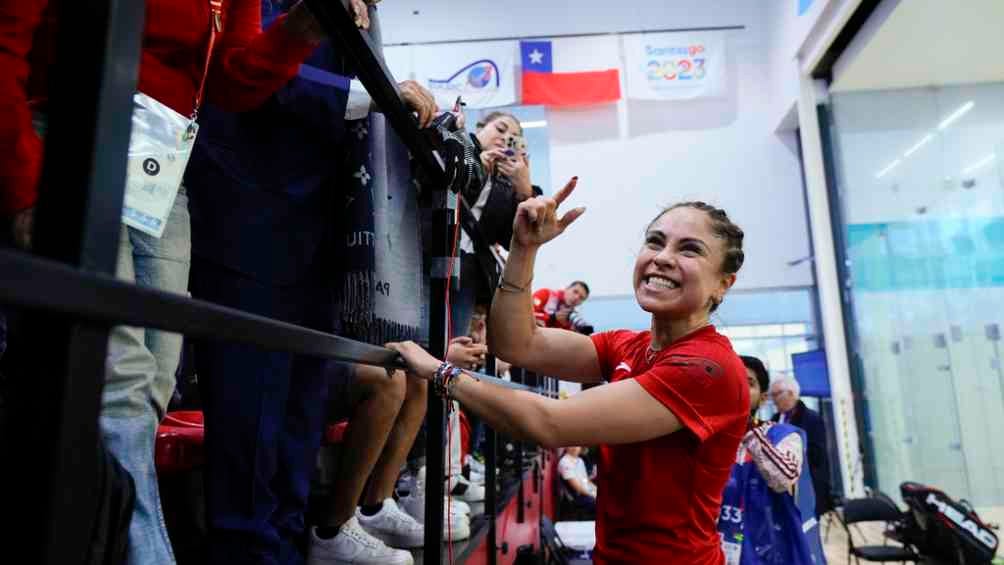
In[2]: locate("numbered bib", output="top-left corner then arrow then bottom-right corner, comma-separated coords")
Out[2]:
722,539 -> 742,565
122,92 -> 198,238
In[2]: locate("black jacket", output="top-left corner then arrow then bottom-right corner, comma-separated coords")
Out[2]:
466,134 -> 543,252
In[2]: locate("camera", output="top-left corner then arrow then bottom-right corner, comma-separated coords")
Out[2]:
567,310 -> 594,335
419,110 -> 485,201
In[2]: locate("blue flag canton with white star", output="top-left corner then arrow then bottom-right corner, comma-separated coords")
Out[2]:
520,41 -> 552,72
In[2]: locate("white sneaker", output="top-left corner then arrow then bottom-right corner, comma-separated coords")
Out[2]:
307,517 -> 413,565
448,474 -> 485,503
448,497 -> 471,515
398,468 -> 471,541
465,454 -> 486,475
395,469 -> 417,497
399,489 -> 471,520
443,510 -> 471,542
356,498 -> 424,549
399,467 -> 469,517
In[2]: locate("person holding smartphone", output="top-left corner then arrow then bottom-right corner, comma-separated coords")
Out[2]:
451,112 -> 541,339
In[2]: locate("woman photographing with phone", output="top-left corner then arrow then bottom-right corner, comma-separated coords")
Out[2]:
450,111 -> 539,337
390,179 -> 750,564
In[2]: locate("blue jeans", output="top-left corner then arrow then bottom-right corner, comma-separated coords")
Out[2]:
102,190 -> 191,565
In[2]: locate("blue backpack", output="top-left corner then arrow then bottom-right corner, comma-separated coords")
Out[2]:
717,423 -> 826,565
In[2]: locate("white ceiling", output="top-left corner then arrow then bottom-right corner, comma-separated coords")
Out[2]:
831,0 -> 1004,93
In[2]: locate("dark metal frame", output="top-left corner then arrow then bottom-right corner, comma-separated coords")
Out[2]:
0,1 -> 551,563
3,1 -> 146,562
805,0 -> 885,492
809,0 -> 882,82
815,104 -> 879,491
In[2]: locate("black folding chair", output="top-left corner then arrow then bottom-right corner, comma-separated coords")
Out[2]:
839,494 -> 920,564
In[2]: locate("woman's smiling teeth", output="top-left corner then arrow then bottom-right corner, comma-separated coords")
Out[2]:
645,275 -> 679,290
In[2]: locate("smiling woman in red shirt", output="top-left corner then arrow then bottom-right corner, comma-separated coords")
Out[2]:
389,178 -> 750,564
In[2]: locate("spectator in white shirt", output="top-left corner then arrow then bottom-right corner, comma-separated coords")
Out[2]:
559,446 -> 597,512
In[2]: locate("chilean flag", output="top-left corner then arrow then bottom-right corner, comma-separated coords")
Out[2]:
520,38 -> 621,107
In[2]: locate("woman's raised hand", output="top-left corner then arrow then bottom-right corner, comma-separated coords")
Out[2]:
512,177 -> 585,249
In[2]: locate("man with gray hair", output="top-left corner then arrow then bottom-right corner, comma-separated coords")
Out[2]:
770,376 -> 833,517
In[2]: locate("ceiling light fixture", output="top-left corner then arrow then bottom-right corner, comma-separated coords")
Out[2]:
875,159 -> 901,179
962,153 -> 996,175
903,133 -> 934,157
937,101 -> 974,131
519,120 -> 548,129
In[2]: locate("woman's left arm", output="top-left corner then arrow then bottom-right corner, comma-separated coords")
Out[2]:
387,342 -> 683,448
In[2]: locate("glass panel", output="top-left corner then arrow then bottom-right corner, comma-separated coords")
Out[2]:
829,83 -> 1004,506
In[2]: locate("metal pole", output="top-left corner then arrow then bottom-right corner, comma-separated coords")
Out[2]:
514,367 -> 526,524
4,0 -> 144,562
484,354 -> 498,565
423,189 -> 455,562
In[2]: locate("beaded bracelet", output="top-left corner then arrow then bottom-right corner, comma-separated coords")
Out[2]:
432,361 -> 464,398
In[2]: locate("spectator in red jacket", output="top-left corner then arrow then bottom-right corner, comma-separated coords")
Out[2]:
0,2 -> 354,564
532,281 -> 590,331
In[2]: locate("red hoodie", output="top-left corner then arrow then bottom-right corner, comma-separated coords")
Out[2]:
532,287 -> 574,330
0,0 -> 317,216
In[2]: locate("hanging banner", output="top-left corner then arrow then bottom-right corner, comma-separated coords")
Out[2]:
407,40 -> 517,109
623,32 -> 727,101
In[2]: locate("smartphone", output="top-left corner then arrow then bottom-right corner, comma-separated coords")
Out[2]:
506,134 -> 526,157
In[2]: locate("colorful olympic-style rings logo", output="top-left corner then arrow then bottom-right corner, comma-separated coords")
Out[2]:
646,58 -> 707,81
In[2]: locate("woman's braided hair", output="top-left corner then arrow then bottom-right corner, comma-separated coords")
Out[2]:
648,202 -> 745,312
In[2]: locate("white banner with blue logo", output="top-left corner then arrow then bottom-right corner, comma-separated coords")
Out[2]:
623,31 -> 727,100
408,40 -> 518,109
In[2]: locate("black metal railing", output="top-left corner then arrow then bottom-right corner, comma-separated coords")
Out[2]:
0,2 -> 554,564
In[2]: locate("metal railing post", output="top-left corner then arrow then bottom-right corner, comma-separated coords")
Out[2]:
4,0 -> 144,562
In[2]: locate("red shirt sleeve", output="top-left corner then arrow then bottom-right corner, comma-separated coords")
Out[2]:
635,353 -> 744,442
206,2 -> 318,112
0,0 -> 48,216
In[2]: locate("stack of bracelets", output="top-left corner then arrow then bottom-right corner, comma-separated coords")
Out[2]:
432,361 -> 467,399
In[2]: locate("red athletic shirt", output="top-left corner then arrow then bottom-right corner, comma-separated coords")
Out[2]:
0,0 -> 317,216
589,326 -> 748,564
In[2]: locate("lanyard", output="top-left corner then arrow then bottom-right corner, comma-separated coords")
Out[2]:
192,0 -> 224,122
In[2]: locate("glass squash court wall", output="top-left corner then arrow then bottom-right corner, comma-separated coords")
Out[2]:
827,83 -> 1004,506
